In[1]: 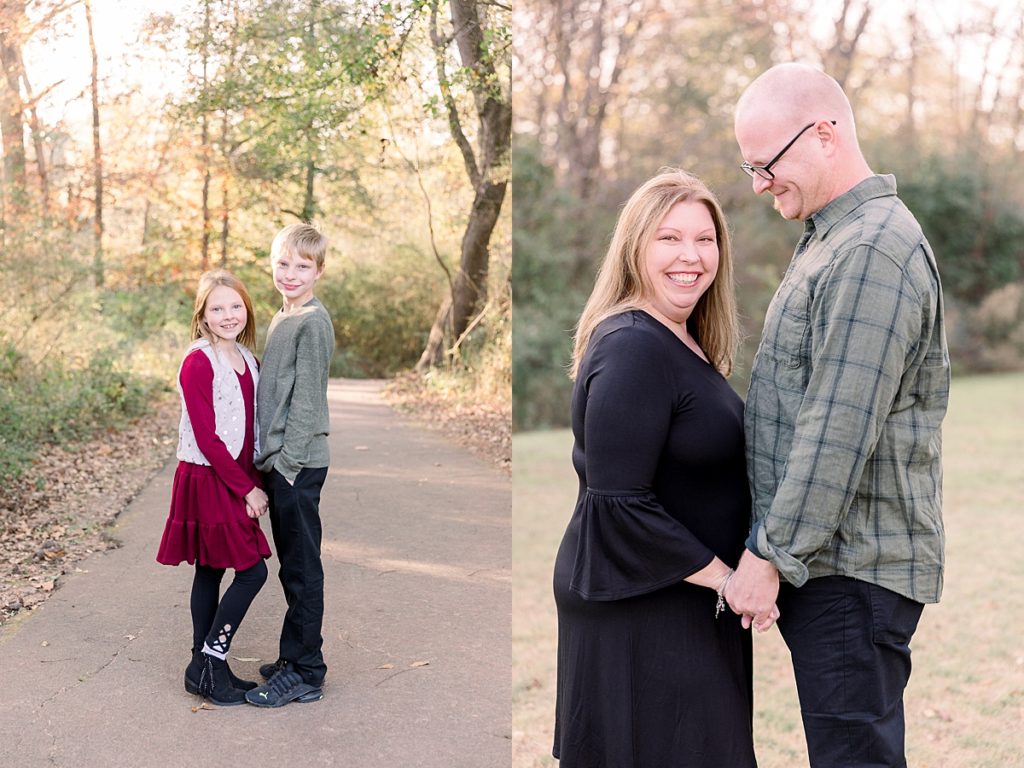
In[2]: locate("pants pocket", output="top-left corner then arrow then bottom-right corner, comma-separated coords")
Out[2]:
868,583 -> 924,645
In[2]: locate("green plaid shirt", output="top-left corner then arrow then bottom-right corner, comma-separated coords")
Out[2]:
745,175 -> 949,603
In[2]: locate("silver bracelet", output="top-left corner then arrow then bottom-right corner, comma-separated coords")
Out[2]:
714,569 -> 735,619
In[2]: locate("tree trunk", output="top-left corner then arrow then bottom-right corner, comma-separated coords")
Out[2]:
219,178 -> 229,266
1013,14 -> 1024,155
823,0 -> 871,91
416,0 -> 511,371
418,298 -> 452,371
199,0 -> 212,270
301,151 -> 316,222
299,3 -> 318,223
219,113 -> 230,266
141,137 -> 169,249
902,1 -> 918,159
548,0 -> 641,284
416,177 -> 508,369
0,1 -> 28,216
967,4 -> 1000,139
83,0 -> 104,287
19,54 -> 49,214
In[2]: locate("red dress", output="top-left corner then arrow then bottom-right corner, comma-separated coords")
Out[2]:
156,349 -> 271,570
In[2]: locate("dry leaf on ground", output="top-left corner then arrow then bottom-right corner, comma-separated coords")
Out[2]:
0,397 -> 178,628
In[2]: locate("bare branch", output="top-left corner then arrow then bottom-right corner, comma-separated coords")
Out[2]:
429,0 -> 480,188
383,104 -> 455,303
447,296 -> 493,360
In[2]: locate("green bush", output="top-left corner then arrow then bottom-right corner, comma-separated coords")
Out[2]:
100,282 -> 192,342
316,248 -> 443,377
0,341 -> 157,479
512,140 -> 592,429
897,152 -> 1024,305
512,303 -> 575,430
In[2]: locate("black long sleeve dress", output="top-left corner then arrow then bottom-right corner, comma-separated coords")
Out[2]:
553,310 -> 756,768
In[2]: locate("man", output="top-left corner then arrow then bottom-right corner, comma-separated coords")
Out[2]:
727,63 -> 949,767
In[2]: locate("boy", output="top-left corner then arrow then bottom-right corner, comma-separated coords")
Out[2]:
246,222 -> 335,708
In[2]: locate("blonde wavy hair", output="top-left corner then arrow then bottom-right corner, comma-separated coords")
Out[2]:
570,169 -> 739,379
189,269 -> 257,350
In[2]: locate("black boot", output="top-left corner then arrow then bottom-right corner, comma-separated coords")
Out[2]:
196,652 -> 247,706
185,647 -> 256,694
226,661 -> 258,691
184,648 -> 204,695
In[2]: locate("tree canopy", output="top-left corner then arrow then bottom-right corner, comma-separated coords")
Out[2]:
512,0 -> 1024,430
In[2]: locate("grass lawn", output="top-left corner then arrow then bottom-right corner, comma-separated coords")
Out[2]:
512,371 -> 1024,768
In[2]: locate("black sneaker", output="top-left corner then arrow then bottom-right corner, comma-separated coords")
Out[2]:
245,668 -> 323,708
258,658 -> 286,680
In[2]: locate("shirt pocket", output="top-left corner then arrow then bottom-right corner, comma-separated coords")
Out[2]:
760,284 -> 811,370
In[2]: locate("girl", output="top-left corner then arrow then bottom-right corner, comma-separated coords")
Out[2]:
157,270 -> 272,706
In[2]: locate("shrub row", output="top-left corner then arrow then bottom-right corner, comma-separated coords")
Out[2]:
0,343 -> 156,480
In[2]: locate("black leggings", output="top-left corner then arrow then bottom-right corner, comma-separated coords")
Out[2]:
190,560 -> 267,656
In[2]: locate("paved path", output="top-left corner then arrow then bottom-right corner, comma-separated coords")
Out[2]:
0,380 -> 511,767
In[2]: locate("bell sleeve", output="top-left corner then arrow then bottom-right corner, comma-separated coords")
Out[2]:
569,326 -> 716,601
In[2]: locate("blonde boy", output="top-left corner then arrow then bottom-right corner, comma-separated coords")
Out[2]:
246,223 -> 336,708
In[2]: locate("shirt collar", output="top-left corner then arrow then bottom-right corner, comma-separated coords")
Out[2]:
805,174 -> 898,241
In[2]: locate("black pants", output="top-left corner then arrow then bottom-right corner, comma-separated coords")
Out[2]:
190,560 -> 268,654
777,576 -> 924,768
266,466 -> 328,685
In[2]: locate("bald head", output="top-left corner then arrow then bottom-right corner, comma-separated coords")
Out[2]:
734,63 -> 872,218
735,63 -> 855,135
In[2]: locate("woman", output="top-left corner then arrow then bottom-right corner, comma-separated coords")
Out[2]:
552,169 -> 775,766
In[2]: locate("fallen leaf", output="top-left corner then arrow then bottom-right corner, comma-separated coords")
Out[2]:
191,702 -> 215,713
232,656 -> 260,663
409,660 -> 430,668
377,663 -> 395,670
0,398 -> 179,632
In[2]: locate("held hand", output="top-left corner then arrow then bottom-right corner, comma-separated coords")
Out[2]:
244,486 -> 269,518
725,549 -> 780,630
751,604 -> 781,633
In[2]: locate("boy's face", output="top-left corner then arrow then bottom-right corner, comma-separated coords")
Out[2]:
272,250 -> 324,308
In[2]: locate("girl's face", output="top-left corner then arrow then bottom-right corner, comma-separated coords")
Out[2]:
642,200 -> 720,326
203,285 -> 248,344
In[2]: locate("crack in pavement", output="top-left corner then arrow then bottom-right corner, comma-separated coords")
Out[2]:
39,633 -> 138,709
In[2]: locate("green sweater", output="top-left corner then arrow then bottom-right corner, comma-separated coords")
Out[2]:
255,297 -> 335,482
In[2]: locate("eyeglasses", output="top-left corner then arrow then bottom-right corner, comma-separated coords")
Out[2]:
740,120 -> 837,180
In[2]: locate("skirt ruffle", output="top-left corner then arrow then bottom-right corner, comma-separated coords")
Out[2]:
156,461 -> 271,570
